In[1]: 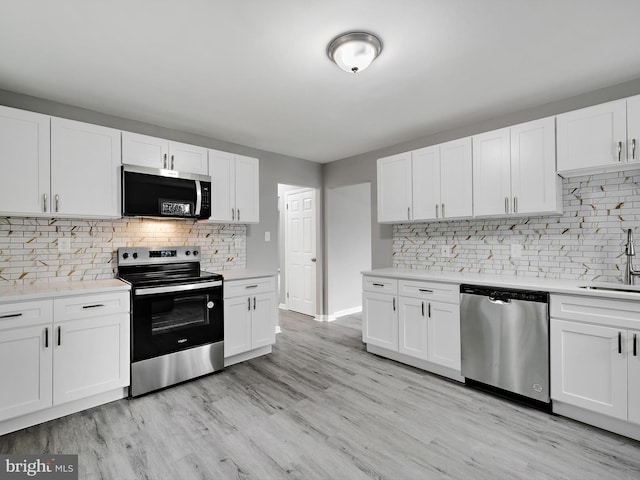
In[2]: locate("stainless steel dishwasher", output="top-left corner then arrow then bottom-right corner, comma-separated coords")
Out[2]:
460,284 -> 550,404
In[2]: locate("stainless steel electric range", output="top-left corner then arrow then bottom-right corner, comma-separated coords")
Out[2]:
117,246 -> 224,397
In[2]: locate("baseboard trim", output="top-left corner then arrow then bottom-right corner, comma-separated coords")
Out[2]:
553,400 -> 640,442
332,306 -> 362,318
224,345 -> 272,367
278,304 -> 288,310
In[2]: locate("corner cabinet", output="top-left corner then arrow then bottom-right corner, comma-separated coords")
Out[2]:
208,149 -> 260,223
362,274 -> 462,381
550,294 -> 640,440
0,289 -> 130,436
121,131 -> 208,175
223,275 -> 276,366
473,117 -> 561,217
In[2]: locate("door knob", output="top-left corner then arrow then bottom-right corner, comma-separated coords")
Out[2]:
311,257 -> 317,262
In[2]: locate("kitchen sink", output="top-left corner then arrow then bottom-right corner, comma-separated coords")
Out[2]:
578,285 -> 640,294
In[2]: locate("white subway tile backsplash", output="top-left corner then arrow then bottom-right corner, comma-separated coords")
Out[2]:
393,170 -> 640,283
0,217 -> 246,286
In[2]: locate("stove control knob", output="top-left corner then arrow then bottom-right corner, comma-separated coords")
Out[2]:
207,301 -> 214,309
132,252 -> 138,259
185,250 -> 191,256
193,250 -> 199,256
122,252 -> 129,260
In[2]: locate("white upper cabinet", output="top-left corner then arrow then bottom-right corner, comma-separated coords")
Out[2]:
122,132 -> 208,175
627,95 -> 640,167
0,106 -> 50,216
208,149 -> 259,223
411,146 -> 440,221
51,118 -> 121,217
377,152 -> 412,222
557,99 -> 629,176
473,118 -> 561,217
439,137 -> 473,219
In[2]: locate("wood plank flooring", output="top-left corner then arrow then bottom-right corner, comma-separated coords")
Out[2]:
2,309 -> 640,479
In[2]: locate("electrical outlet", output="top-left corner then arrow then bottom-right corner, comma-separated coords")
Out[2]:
441,246 -> 451,256
58,237 -> 71,254
264,231 -> 271,242
510,243 -> 522,258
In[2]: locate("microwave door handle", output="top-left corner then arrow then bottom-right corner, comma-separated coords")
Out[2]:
195,180 -> 202,216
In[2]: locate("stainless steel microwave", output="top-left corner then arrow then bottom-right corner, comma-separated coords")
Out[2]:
122,165 -> 211,219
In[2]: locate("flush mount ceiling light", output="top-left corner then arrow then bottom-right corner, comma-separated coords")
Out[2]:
327,32 -> 383,73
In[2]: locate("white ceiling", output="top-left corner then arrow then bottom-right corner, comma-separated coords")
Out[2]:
2,0 -> 640,163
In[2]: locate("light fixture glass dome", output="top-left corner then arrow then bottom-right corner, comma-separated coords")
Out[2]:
327,32 -> 382,73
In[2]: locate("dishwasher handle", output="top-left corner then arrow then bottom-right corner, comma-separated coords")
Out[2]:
488,296 -> 511,305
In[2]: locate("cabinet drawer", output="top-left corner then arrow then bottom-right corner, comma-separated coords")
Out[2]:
551,294 -> 640,329
224,276 -> 276,299
0,300 -> 52,330
363,276 -> 398,295
398,280 -> 459,304
54,292 -> 130,321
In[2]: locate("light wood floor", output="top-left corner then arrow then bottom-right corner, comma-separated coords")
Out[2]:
1,310 -> 639,479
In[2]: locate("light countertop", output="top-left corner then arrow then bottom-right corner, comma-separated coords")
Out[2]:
363,268 -> 640,301
0,279 -> 130,303
218,269 -> 277,281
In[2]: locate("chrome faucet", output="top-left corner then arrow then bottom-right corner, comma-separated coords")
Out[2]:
624,229 -> 640,285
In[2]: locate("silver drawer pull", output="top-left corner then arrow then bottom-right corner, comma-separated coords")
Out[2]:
82,304 -> 105,309
245,285 -> 258,289
418,288 -> 433,293
618,141 -> 622,162
372,283 -> 385,287
0,312 -> 23,319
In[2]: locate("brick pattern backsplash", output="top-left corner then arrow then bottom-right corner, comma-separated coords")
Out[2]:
0,217 -> 246,285
393,170 -> 640,283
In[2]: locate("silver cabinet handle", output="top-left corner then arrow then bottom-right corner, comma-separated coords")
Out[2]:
407,207 -> 410,220
441,203 -> 445,218
618,331 -> 622,354
428,302 -> 431,318
504,197 -> 509,214
237,209 -> 240,221
171,154 -> 175,170
44,327 -> 49,348
418,288 -> 433,293
55,194 -> 60,213
248,297 -> 251,311
253,296 -> 256,310
435,204 -> 439,218
0,312 -> 22,319
163,153 -> 168,169
633,139 -> 637,160
513,196 -> 518,213
372,283 -> 385,287
634,333 -> 637,357
618,141 -> 622,162
57,326 -> 61,346
232,208 -> 235,221
421,301 -> 425,317
43,193 -> 47,213
82,304 -> 105,309
392,297 -> 396,311
245,285 -> 258,289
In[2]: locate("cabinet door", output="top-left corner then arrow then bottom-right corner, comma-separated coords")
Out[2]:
224,295 -> 253,357
53,314 -> 129,405
551,319 -> 627,420
208,149 -> 235,222
377,152 -> 412,222
557,99 -> 627,174
0,106 -> 50,216
627,95 -> 640,167
440,137 -> 473,219
427,301 -> 460,370
0,325 -> 52,421
234,155 -> 260,223
51,118 -> 121,217
363,292 -> 398,351
398,297 -> 428,360
472,128 -> 511,216
169,141 -> 208,175
511,117 -> 561,215
122,132 -> 168,169
251,292 -> 276,349
629,329 -> 640,425
411,146 -> 440,221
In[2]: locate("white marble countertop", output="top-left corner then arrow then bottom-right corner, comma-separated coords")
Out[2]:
363,268 -> 640,301
217,269 -> 277,281
0,279 -> 130,303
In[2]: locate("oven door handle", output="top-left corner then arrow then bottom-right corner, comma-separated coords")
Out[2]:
134,280 -> 222,296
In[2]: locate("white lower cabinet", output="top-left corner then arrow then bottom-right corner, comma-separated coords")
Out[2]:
363,275 -> 461,379
224,275 -> 277,365
0,291 -> 130,433
629,329 -> 640,425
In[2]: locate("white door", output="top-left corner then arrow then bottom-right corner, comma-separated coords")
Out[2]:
0,106 -> 50,216
169,141 -> 208,175
53,314 -> 129,405
398,297 -> 428,360
511,117 -> 560,215
51,118 -> 121,217
377,152 -> 412,222
208,149 -> 235,222
557,99 -> 627,173
629,329 -> 640,425
550,319 -> 627,420
122,132 -> 168,169
411,146 -> 440,221
363,292 -> 397,351
234,155 -> 260,223
427,301 -> 461,370
251,292 -> 276,349
286,188 -> 317,316
473,128 -> 511,216
0,324 -> 52,421
224,296 -> 253,357
440,137 -> 473,219
627,95 -> 640,167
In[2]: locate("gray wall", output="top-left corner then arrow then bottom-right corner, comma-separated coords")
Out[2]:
322,76 -> 640,271
0,89 -> 323,278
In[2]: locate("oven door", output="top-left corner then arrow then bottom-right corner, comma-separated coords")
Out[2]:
131,281 -> 223,361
